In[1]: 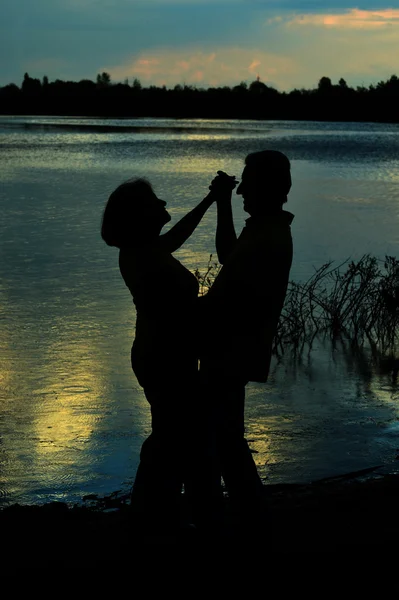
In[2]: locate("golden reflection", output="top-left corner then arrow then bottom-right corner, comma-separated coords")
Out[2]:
4,147 -> 99,173
156,155 -> 241,175
28,306 -> 146,466
0,296 -> 14,393
245,412 -> 295,475
185,134 -> 231,142
1,285 -> 149,501
30,340 -> 103,459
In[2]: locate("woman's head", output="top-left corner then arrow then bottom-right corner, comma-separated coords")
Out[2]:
101,178 -> 170,247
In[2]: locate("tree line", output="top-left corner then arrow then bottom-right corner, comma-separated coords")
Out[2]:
1,71 -> 399,122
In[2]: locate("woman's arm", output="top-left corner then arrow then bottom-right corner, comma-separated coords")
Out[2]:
158,193 -> 215,254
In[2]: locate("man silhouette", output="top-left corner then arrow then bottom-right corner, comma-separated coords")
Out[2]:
200,150 -> 294,523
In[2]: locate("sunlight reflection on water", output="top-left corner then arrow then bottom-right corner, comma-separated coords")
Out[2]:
1,117 -> 399,505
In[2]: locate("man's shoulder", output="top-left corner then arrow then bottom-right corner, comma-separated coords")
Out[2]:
236,213 -> 293,249
244,210 -> 294,230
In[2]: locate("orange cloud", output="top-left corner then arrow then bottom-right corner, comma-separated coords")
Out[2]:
267,16 -> 283,25
102,48 -> 296,89
193,71 -> 204,82
176,61 -> 190,70
137,59 -> 159,66
287,8 -> 399,30
249,60 -> 261,74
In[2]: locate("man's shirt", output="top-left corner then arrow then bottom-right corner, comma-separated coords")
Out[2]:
201,210 -> 294,382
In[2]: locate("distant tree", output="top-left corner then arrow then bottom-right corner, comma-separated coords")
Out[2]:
78,79 -> 95,87
2,83 -> 19,92
318,76 -> 333,92
1,83 -> 20,97
96,72 -> 111,87
4,70 -> 399,121
385,75 -> 399,92
232,81 -> 248,94
21,72 -> 42,94
249,79 -> 267,94
0,83 -> 21,113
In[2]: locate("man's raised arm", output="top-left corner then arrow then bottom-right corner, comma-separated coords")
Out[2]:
212,172 -> 238,264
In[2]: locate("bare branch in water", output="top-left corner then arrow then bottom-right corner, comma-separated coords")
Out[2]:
195,254 -> 399,359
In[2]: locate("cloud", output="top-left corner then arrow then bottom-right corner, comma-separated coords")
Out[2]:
102,47 -> 297,88
249,60 -> 261,74
2,1 -> 399,90
286,8 -> 399,30
258,6 -> 399,90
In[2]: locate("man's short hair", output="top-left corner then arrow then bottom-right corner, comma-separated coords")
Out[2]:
245,150 -> 292,201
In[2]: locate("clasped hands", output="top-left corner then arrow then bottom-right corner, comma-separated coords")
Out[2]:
209,171 -> 239,195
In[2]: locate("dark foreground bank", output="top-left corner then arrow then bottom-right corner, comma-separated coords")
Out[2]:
2,467 -> 399,570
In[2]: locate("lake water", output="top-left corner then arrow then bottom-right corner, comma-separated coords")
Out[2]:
1,115 -> 399,507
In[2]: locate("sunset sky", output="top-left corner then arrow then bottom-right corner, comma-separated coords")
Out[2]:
1,1 -> 399,90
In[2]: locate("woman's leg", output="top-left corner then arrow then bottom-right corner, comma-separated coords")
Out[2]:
131,384 -> 185,531
131,358 -> 224,531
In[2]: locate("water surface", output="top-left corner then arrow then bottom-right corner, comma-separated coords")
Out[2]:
1,116 -> 399,506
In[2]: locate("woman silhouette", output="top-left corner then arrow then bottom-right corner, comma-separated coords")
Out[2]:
101,178 -> 220,534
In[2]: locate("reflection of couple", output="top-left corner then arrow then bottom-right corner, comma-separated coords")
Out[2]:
101,150 -> 294,536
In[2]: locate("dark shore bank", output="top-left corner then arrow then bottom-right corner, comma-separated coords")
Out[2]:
2,467 -> 399,572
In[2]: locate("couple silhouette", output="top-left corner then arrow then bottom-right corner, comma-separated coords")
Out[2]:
101,150 -> 294,537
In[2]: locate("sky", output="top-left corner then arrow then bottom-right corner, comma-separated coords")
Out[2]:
1,1 -> 399,91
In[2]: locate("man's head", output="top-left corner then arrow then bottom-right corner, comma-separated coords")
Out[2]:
236,150 -> 292,216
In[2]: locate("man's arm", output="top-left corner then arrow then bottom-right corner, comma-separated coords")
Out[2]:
158,193 -> 215,254
215,193 -> 237,264
211,173 -> 238,263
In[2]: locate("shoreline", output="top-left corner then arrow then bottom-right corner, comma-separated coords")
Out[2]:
2,467 -> 399,559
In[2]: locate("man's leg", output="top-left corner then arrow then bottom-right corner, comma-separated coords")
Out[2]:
216,377 -> 263,507
182,373 -> 225,529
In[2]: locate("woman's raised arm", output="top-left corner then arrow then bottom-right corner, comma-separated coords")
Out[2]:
158,192 -> 215,254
